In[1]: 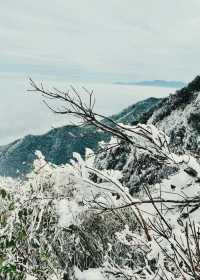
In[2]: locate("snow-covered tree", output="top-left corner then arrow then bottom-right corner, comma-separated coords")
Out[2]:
0,81 -> 198,279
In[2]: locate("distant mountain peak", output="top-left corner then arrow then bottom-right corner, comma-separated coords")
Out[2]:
114,80 -> 186,88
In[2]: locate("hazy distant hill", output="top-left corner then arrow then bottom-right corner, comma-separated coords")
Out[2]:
115,80 -> 186,88
0,97 -> 160,177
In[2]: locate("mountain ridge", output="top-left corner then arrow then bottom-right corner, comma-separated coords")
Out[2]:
0,97 -> 160,177
114,80 -> 186,88
2,75 -> 199,179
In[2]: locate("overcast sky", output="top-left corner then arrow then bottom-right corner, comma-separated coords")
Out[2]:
1,0 -> 200,144
1,0 -> 200,82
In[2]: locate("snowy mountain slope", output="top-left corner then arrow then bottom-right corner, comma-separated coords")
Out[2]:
2,124 -> 200,279
95,76 -> 200,193
148,75 -> 200,153
95,128 -> 178,194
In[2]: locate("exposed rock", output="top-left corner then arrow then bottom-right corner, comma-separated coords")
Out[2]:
184,167 -> 198,177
